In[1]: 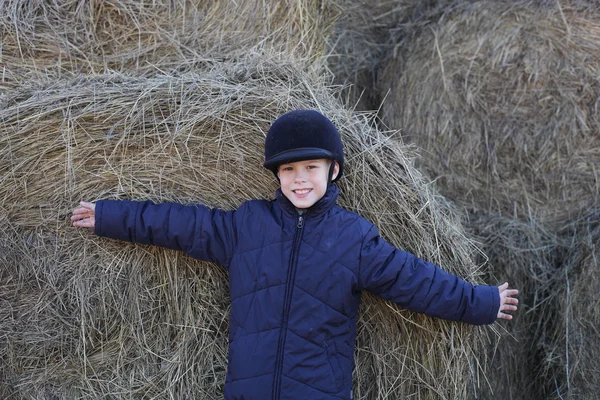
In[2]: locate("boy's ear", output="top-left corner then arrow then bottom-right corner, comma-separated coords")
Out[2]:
331,161 -> 340,181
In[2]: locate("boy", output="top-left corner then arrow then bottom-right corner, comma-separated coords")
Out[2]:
72,110 -> 518,400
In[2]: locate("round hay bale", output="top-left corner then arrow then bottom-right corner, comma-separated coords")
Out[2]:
0,56 -> 491,399
546,213 -> 600,399
467,212 -> 560,399
379,1 -> 600,224
326,0 -> 453,110
0,0 -> 336,94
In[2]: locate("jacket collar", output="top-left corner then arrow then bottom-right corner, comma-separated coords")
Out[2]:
276,184 -> 339,218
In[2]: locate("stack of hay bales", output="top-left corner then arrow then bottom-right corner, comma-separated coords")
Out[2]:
0,2 -> 495,398
0,59 -> 487,399
373,1 -> 600,398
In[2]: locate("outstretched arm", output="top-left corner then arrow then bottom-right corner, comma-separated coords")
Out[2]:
358,224 -> 502,325
497,282 -> 519,320
75,199 -> 238,267
72,199 -> 238,268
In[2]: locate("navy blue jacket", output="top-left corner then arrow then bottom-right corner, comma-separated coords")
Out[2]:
95,185 -> 499,400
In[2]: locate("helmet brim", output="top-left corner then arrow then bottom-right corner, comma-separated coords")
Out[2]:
263,147 -> 335,170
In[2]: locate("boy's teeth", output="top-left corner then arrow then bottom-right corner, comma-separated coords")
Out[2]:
295,189 -> 310,194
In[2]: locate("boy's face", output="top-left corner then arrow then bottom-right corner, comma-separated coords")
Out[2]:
277,159 -> 339,209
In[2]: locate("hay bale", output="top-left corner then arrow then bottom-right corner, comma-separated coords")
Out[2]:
379,1 -> 600,224
0,0 -> 336,94
544,213 -> 600,399
326,0 -> 453,110
467,212 -> 560,399
0,55 -> 491,399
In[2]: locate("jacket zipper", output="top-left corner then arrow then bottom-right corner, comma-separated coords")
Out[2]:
273,214 -> 304,400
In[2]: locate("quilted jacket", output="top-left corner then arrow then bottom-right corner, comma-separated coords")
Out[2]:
95,184 -> 500,400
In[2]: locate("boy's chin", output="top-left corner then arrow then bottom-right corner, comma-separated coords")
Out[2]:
283,193 -> 317,209
290,199 -> 316,209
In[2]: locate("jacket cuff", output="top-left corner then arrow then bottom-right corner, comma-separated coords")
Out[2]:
488,284 -> 501,324
94,200 -> 104,237
463,284 -> 500,325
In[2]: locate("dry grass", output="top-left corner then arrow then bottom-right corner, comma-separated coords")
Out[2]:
544,213 -> 600,400
373,2 -> 600,398
467,212 -> 560,399
326,0 -> 453,111
329,1 -> 600,398
0,55 -> 493,399
0,0 -> 337,94
379,0 -> 600,225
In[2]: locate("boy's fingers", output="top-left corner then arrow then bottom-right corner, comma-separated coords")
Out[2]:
497,283 -> 518,321
498,312 -> 513,320
71,213 -> 91,221
72,208 -> 91,216
73,220 -> 93,228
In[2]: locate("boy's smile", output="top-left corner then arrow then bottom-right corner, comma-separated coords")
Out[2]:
278,159 -> 339,209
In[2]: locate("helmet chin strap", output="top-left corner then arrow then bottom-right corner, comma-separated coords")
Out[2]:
327,161 -> 336,188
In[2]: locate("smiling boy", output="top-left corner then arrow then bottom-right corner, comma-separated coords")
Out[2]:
72,109 -> 518,400
278,158 -> 338,209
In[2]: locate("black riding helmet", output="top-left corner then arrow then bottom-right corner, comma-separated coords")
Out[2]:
263,110 -> 344,183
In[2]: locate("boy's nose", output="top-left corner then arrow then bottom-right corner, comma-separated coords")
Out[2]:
294,171 -> 308,182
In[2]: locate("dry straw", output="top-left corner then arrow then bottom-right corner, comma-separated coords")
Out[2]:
467,213 -> 560,399
0,0 -> 336,94
326,0 -> 453,110
1,55 -> 491,399
373,2 -> 600,398
379,0 -> 600,225
546,213 -> 600,400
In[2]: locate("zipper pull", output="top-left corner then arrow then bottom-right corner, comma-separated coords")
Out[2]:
297,215 -> 304,229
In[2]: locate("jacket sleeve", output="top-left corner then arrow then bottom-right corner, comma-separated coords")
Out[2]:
358,224 -> 499,325
94,199 -> 238,267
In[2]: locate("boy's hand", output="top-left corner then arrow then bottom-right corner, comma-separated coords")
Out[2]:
497,282 -> 519,320
71,201 -> 96,229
